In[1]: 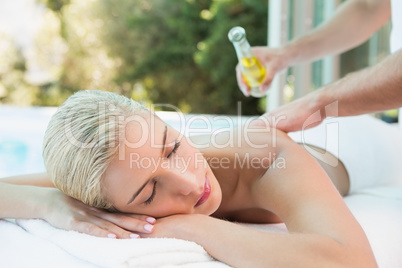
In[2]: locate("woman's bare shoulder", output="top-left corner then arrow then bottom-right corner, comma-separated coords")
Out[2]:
250,132 -> 366,243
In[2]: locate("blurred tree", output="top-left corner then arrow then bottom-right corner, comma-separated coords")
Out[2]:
31,10 -> 70,106
35,0 -> 268,115
38,0 -> 70,13
33,0 -> 122,105
0,32 -> 39,105
95,0 -> 217,112
194,0 -> 268,114
93,0 -> 268,114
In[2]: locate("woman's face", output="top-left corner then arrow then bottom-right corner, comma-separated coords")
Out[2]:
103,112 -> 222,218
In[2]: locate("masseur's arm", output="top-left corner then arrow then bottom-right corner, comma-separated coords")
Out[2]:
263,49 -> 402,132
147,134 -> 376,267
0,174 -> 156,239
238,0 -> 390,95
279,0 -> 390,67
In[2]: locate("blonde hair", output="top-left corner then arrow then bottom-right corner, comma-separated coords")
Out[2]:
43,90 -> 146,210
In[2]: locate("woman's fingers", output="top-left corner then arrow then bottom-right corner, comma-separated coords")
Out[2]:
127,213 -> 156,223
48,193 -> 153,239
69,214 -> 142,239
71,220 -> 119,238
45,190 -> 157,239
91,217 -> 142,239
93,211 -> 156,236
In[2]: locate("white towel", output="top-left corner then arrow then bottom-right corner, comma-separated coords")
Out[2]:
4,219 -> 228,268
1,187 -> 402,268
0,218 -> 288,268
0,219 -> 94,268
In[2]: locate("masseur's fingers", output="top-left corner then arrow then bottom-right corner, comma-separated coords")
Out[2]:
236,64 -> 250,97
259,63 -> 275,93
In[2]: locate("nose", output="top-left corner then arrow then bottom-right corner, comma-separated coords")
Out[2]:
168,168 -> 200,196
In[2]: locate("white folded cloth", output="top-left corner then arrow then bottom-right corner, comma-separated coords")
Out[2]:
0,219 -> 94,268
0,218 -> 229,268
0,217 -> 291,268
1,187 -> 402,268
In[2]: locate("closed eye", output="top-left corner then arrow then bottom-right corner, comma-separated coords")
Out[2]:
167,140 -> 180,158
143,139 -> 180,206
144,181 -> 157,206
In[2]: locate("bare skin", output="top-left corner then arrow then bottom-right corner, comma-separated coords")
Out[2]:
303,144 -> 349,196
193,127 -> 350,223
133,122 -> 376,267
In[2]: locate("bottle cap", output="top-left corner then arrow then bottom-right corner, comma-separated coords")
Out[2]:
228,26 -> 246,42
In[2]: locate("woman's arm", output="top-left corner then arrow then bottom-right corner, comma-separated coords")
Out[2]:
0,177 -> 156,239
0,173 -> 55,219
0,172 -> 54,187
149,213 -> 373,268
0,182 -> 50,219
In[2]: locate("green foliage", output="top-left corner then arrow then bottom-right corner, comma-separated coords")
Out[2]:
86,0 -> 268,114
38,0 -> 70,13
194,0 -> 268,114
0,32 -> 39,105
3,0 -> 269,114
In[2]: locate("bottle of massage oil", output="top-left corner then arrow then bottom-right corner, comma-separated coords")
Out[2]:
228,26 -> 268,98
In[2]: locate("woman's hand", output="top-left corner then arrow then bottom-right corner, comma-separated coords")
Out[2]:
140,214 -> 211,239
41,188 -> 156,239
236,46 -> 289,97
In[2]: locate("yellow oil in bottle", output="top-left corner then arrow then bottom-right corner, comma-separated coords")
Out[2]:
240,57 -> 266,90
229,26 -> 269,97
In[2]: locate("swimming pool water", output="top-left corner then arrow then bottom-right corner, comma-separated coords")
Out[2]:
0,105 -> 56,177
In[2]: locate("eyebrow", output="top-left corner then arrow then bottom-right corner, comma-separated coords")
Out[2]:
126,125 -> 167,205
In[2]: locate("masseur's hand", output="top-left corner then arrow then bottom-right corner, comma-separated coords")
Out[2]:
41,188 -> 156,239
250,89 -> 331,133
236,46 -> 288,97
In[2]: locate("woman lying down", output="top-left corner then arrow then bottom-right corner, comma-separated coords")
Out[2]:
2,90 -> 402,267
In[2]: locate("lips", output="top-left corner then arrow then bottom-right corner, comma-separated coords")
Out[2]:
195,175 -> 211,207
